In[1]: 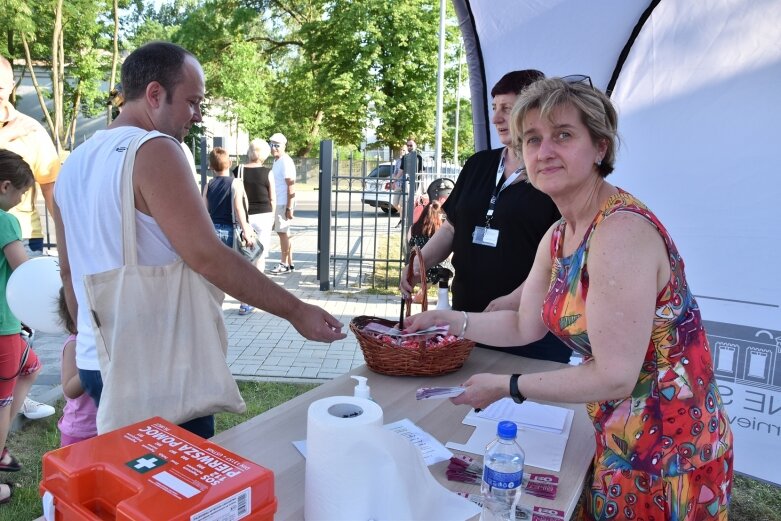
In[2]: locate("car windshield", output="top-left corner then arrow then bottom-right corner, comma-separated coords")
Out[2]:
367,165 -> 393,178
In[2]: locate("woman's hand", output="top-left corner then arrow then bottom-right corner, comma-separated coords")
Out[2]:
451,373 -> 510,410
401,309 -> 461,335
399,257 -> 422,298
484,293 -> 519,312
241,228 -> 256,247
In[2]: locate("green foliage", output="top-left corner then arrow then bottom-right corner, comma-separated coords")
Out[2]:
2,0 -> 125,151
2,0 -> 474,159
370,0 -> 440,151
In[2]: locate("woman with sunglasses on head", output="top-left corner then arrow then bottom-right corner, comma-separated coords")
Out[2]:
404,77 -> 733,520
400,70 -> 570,363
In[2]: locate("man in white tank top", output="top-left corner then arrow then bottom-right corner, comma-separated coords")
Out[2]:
53,42 -> 346,438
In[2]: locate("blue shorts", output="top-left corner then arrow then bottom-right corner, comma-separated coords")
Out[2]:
214,223 -> 234,248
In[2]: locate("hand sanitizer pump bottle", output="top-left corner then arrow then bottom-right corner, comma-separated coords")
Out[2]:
435,268 -> 453,311
351,375 -> 372,400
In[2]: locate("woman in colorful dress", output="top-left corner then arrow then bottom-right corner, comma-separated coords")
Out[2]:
403,77 -> 733,520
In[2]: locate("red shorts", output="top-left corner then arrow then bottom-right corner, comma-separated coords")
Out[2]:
0,333 -> 41,406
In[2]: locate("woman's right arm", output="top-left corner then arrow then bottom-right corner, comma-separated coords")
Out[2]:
233,181 -> 255,246
403,225 -> 554,346
400,220 -> 455,295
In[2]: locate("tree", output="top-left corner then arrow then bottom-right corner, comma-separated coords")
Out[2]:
173,0 -> 273,139
369,0 -> 440,152
2,0 -> 117,153
264,0 -> 379,156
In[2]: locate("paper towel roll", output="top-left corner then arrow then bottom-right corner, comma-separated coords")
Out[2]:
304,395 -> 481,521
304,396 -> 384,521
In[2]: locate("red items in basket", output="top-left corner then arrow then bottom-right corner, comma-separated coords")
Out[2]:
370,333 -> 461,350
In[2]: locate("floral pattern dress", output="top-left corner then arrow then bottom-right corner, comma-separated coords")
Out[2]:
541,190 -> 733,520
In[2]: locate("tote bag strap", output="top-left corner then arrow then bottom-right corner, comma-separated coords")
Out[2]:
119,131 -> 180,266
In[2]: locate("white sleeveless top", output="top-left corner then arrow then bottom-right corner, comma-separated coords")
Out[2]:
55,127 -> 180,370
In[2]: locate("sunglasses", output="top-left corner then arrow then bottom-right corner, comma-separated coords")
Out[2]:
269,143 -> 281,149
561,74 -> 594,88
406,143 -> 414,147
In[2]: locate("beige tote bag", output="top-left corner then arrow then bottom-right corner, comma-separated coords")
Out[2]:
84,131 -> 246,434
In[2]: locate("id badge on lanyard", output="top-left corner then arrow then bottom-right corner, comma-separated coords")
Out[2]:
472,151 -> 523,248
473,226 -> 499,247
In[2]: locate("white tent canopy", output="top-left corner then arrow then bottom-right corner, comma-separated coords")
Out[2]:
453,0 -> 781,484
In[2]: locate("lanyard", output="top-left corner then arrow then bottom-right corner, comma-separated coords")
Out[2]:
485,149 -> 524,227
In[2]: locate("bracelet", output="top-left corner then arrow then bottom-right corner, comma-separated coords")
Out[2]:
458,311 -> 468,338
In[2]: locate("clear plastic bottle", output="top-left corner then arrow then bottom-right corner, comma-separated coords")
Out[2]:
481,421 -> 524,521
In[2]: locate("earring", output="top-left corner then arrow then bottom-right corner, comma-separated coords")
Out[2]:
595,158 -> 603,166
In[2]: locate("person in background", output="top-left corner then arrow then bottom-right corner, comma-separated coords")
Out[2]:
400,70 -> 570,363
53,42 -> 345,439
404,76 -> 733,520
0,149 -> 43,505
0,55 -> 58,421
233,139 -> 275,293
394,137 -> 423,181
406,200 -> 451,303
203,147 -> 256,314
393,147 -> 406,177
268,132 -> 296,274
57,287 -> 97,447
0,55 -> 60,259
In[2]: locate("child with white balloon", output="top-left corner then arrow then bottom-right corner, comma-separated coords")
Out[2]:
0,149 -> 43,506
56,287 -> 97,447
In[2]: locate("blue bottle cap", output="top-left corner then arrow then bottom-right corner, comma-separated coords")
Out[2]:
497,420 -> 517,439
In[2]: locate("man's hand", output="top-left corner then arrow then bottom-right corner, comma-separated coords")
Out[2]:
289,302 -> 347,342
285,207 -> 294,220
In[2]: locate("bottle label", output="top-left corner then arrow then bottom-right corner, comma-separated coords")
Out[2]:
483,467 -> 522,489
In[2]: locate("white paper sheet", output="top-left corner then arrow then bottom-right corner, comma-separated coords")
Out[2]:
476,398 -> 569,433
445,408 -> 575,472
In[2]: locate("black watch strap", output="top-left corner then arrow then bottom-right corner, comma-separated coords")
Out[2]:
509,373 -> 526,404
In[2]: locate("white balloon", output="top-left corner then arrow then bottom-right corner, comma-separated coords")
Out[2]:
6,256 -> 63,334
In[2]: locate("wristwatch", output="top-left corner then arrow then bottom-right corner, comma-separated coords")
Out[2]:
509,374 -> 526,404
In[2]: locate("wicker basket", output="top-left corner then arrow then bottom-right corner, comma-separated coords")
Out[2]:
350,247 -> 475,376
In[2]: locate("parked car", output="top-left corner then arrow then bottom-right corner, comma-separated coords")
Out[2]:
361,162 -> 399,214
362,162 -> 461,215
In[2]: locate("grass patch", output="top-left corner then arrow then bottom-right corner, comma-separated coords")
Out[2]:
363,233 -> 438,301
363,232 -> 403,292
2,380 -> 316,520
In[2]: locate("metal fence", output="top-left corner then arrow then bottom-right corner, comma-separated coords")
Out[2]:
317,141 -> 411,291
316,141 -> 460,291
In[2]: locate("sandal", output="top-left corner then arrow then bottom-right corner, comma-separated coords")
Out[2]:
0,449 -> 21,472
0,482 -> 13,505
